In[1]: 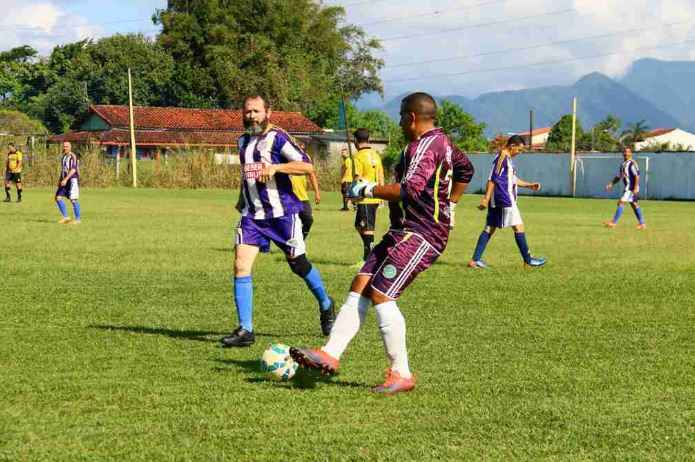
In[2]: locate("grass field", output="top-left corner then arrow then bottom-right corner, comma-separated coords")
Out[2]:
1,188 -> 694,461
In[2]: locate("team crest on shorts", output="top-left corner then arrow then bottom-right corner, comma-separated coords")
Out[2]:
382,264 -> 397,279
286,239 -> 300,248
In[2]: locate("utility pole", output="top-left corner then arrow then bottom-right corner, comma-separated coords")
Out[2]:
128,68 -> 138,188
570,97 -> 578,197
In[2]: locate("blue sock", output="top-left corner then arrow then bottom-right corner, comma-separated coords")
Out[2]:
234,276 -> 253,331
304,267 -> 331,311
633,207 -> 645,225
56,200 -> 68,218
612,205 -> 624,224
72,201 -> 81,220
514,232 -> 531,263
472,231 -> 491,261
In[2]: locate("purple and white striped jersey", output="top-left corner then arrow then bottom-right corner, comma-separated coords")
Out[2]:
239,126 -> 310,220
619,159 -> 640,191
488,153 -> 517,208
60,153 -> 79,180
389,128 -> 454,253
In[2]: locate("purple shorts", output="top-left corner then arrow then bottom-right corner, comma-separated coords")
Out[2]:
235,214 -> 306,257
55,178 -> 79,200
359,230 -> 440,300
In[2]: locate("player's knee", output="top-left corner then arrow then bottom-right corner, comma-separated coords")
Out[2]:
234,255 -> 253,276
287,254 -> 312,278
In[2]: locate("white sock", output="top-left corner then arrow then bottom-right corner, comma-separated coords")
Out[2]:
375,301 -> 412,379
322,292 -> 370,359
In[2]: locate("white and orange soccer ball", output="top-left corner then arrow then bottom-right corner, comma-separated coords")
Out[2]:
260,343 -> 298,381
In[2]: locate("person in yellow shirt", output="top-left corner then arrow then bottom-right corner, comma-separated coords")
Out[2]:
339,148 -> 355,211
290,143 -> 321,239
352,128 -> 384,262
4,143 -> 23,203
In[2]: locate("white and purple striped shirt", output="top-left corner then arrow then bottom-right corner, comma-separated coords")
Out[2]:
488,153 -> 517,208
239,127 -> 309,220
619,159 -> 640,192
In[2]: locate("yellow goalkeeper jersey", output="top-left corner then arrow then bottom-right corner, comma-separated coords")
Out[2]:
7,151 -> 23,173
290,174 -> 309,201
354,147 -> 383,205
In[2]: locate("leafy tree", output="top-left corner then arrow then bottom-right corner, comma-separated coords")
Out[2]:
585,115 -> 622,152
621,120 -> 650,148
0,109 -> 48,134
437,100 -> 488,152
546,114 -> 585,152
154,0 -> 383,113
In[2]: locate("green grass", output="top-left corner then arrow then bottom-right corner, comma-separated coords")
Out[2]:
1,189 -> 694,461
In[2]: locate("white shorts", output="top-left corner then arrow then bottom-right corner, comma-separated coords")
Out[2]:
487,205 -> 523,228
620,190 -> 637,203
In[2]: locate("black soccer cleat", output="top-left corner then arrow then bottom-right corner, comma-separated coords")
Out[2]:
220,327 -> 255,348
319,297 -> 336,336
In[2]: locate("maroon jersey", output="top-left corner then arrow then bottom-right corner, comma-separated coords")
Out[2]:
452,146 -> 474,183
389,128 -> 454,252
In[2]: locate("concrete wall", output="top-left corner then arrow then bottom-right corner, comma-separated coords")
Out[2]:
467,152 -> 695,200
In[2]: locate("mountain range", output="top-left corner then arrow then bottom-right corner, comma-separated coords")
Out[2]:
362,58 -> 695,137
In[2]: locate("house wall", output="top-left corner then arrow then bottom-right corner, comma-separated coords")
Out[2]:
635,129 -> 695,151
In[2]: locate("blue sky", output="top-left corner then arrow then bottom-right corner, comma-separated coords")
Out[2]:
3,0 -> 695,103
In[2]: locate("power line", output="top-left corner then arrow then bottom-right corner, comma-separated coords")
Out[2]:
383,20 -> 693,69
383,35 -> 695,83
357,0 -> 507,27
377,8 -> 576,42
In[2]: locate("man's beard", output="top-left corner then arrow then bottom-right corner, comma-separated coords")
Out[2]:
244,118 -> 269,135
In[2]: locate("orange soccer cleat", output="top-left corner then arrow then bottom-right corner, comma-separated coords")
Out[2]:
370,369 -> 416,396
289,347 -> 339,375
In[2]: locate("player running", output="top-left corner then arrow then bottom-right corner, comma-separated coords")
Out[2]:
220,95 -> 335,348
55,142 -> 81,224
289,142 -> 321,239
604,146 -> 646,229
352,128 -> 384,263
468,135 -> 546,269
290,92 -> 463,395
4,143 -> 23,203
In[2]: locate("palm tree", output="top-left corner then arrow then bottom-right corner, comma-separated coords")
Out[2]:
621,120 -> 650,148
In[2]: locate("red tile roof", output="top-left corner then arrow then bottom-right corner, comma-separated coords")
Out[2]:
50,129 -> 246,147
642,128 -> 675,138
90,104 -> 322,133
49,104 -> 323,146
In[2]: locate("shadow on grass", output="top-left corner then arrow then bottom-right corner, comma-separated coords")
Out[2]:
90,325 -> 314,343
90,324 -> 223,342
215,358 -> 366,390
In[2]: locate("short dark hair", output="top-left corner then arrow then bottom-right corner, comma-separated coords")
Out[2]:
401,92 -> 437,120
354,128 -> 370,143
243,95 -> 271,110
8,142 -> 15,147
506,135 -> 526,147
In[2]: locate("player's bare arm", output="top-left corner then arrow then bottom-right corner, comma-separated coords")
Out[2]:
479,180 -> 495,210
450,181 -> 469,204
308,170 -> 321,205
259,161 -> 314,183
517,178 -> 542,191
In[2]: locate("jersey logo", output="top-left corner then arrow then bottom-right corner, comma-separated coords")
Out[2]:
382,264 -> 398,280
243,162 -> 264,180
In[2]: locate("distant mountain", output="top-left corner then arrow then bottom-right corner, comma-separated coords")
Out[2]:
370,61 -> 691,136
621,58 -> 695,132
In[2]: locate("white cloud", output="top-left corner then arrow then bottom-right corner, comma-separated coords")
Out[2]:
0,0 -> 105,54
333,0 -> 695,100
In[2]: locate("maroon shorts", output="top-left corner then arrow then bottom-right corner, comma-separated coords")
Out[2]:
359,230 -> 440,300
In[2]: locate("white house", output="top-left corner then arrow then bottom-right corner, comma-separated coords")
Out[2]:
634,128 -> 695,151
515,127 -> 551,150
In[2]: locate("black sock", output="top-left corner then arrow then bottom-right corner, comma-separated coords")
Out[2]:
17,189 -> 22,199
4,187 -> 9,199
361,234 -> 374,261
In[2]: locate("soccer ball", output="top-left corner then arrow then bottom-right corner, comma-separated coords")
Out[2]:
260,343 -> 298,381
